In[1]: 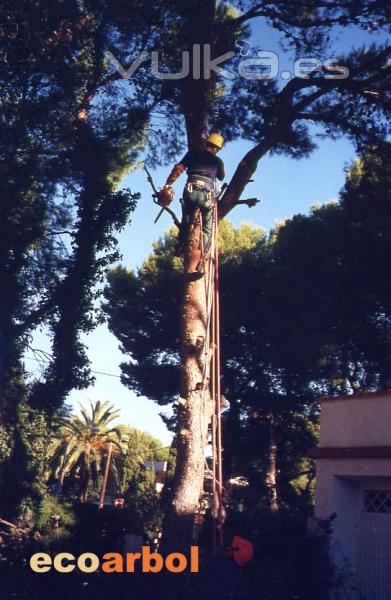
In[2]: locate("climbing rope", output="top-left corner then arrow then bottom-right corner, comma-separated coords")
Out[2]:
211,201 -> 225,550
195,198 -> 225,552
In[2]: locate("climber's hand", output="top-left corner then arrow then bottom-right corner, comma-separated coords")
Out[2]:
157,185 -> 174,207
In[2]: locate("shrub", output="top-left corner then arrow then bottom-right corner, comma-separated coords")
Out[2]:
36,495 -> 76,546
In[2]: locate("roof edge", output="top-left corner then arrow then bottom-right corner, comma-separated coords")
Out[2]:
317,389 -> 391,403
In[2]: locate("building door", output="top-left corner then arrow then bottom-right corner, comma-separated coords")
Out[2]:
358,489 -> 391,600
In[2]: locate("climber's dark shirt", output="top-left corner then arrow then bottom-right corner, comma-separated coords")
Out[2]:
180,149 -> 225,182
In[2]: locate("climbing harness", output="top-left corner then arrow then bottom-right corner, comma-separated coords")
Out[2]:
185,181 -> 212,195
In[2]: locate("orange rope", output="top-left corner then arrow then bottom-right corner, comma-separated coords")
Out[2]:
198,210 -> 215,511
197,199 -> 224,552
211,205 -> 217,550
213,202 -> 224,549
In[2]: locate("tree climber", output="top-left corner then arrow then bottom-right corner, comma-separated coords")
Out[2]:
157,133 -> 225,269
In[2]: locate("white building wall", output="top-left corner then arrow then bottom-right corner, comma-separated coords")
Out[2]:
314,458 -> 391,521
313,391 -> 391,599
319,392 -> 391,447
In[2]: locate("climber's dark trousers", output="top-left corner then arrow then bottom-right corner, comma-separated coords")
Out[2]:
179,186 -> 214,254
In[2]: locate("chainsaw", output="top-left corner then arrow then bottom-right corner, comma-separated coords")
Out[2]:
143,166 -> 180,228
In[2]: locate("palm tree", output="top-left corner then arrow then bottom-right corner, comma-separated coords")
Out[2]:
49,400 -> 126,502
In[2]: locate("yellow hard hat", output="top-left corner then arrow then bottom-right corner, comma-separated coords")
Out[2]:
207,132 -> 224,149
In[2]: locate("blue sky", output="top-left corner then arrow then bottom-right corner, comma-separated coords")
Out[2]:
26,18 -> 389,445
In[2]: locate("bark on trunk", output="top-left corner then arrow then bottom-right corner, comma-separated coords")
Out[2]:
161,0 -> 286,551
265,420 -> 279,513
59,469 -> 66,488
160,0 -> 217,553
161,216 -> 214,552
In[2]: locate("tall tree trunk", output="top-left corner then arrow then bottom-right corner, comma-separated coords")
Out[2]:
161,217 -> 214,551
80,468 -> 91,503
160,0 -> 278,550
161,0 -> 285,551
160,0 -> 217,552
265,419 -> 279,513
59,469 -> 66,488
